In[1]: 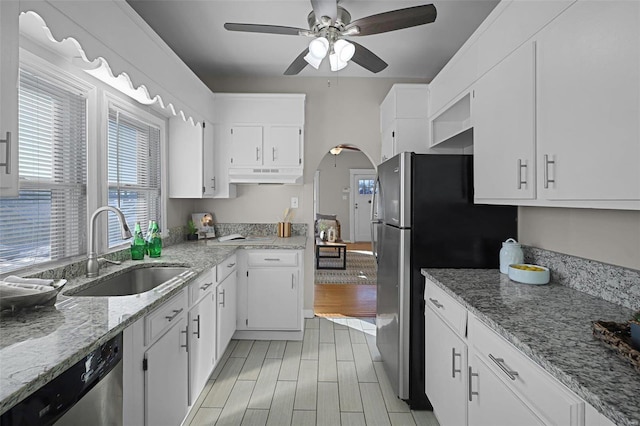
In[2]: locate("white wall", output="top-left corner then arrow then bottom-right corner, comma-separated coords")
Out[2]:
317,150 -> 375,240
518,207 -> 640,270
194,76 -> 426,313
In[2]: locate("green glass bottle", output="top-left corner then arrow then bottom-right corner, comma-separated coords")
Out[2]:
130,222 -> 146,260
145,220 -> 153,255
148,220 -> 162,258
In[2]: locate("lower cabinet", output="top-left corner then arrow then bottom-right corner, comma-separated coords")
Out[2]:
188,290 -> 216,406
425,278 -> 587,426
216,260 -> 237,359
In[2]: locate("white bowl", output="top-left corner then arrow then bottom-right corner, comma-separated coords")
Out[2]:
508,264 -> 550,285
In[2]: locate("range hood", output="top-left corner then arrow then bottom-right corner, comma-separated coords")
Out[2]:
228,167 -> 303,184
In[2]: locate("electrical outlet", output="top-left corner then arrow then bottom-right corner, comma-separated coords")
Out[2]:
291,197 -> 299,208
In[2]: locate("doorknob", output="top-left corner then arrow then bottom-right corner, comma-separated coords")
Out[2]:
368,200 -> 372,204
355,203 -> 358,209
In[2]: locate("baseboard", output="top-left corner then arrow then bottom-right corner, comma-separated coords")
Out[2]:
232,329 -> 304,341
304,309 -> 315,318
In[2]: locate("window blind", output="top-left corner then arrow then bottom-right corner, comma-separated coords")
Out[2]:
0,69 -> 87,274
107,108 -> 161,247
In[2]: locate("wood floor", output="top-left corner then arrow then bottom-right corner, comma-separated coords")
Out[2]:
314,242 -> 377,318
183,317 -> 439,426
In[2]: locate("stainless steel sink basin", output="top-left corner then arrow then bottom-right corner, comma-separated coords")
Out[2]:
68,266 -> 191,297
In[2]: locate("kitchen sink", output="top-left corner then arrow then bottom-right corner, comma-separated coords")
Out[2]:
67,266 -> 192,297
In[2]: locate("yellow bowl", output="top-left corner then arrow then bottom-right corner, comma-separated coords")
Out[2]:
508,264 -> 550,285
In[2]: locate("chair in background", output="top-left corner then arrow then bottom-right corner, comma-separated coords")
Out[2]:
314,213 -> 341,242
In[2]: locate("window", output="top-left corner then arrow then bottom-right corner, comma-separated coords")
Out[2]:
107,108 -> 161,247
358,178 -> 375,195
0,69 -> 87,274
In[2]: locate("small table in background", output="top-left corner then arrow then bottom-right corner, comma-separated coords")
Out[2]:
315,238 -> 347,270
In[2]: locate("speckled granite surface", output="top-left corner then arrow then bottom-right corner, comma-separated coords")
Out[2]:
421,268 -> 639,426
523,246 -> 640,311
214,222 -> 307,237
0,236 -> 307,415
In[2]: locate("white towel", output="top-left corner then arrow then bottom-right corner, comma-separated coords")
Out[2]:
4,275 -> 54,286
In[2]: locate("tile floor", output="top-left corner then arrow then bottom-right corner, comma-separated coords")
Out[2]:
183,317 -> 440,426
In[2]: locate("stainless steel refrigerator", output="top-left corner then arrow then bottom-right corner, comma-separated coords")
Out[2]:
371,152 -> 517,409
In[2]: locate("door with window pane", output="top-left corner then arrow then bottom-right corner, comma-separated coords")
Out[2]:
351,170 -> 376,242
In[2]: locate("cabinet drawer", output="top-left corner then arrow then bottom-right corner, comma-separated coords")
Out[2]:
189,268 -> 215,306
216,254 -> 237,283
145,290 -> 187,346
425,278 -> 467,337
468,313 -> 584,426
247,251 -> 297,267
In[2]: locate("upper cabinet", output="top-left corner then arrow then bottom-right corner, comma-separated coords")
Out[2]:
472,0 -> 640,209
168,117 -> 206,198
0,1 -> 20,197
214,93 -> 305,184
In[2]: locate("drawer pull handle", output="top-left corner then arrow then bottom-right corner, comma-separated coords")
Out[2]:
200,282 -> 213,291
468,366 -> 479,401
0,132 -> 12,174
219,289 -> 226,307
452,348 -> 461,378
291,273 -> 295,289
181,327 -> 188,350
227,262 -> 236,268
517,159 -> 527,189
165,308 -> 183,322
193,315 -> 201,339
264,258 -> 281,261
543,154 -> 555,189
489,354 -> 519,380
429,298 -> 443,309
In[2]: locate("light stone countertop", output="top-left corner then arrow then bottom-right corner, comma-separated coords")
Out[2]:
422,268 -> 639,426
0,236 -> 306,415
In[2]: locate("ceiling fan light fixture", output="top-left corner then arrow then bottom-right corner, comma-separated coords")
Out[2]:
334,39 -> 355,62
330,146 -> 343,155
304,51 -> 323,69
329,52 -> 348,71
309,37 -> 329,58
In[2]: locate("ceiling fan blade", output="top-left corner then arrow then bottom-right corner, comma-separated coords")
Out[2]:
350,41 -> 388,73
345,4 -> 437,36
311,0 -> 337,22
224,23 -> 308,36
284,49 -> 309,75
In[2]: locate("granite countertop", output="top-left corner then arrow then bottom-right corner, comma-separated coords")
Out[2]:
421,268 -> 639,426
0,236 -> 307,415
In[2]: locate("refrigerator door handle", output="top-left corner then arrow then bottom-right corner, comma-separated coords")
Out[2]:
370,176 -> 381,263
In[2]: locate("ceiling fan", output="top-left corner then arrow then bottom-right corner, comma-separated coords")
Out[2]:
330,144 -> 360,155
224,0 -> 437,75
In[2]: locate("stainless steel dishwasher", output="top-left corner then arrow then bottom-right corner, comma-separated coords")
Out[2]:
0,333 -> 123,426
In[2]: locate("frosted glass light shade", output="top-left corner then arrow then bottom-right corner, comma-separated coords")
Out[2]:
329,53 -> 348,71
309,37 -> 329,58
304,52 -> 323,69
334,39 -> 355,62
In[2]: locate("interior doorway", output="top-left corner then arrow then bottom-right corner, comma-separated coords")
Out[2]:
349,169 -> 376,242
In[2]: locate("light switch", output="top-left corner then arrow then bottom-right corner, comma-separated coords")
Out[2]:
342,195 -> 348,200
291,197 -> 299,208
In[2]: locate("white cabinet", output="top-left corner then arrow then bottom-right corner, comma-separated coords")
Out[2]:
168,117 -> 206,198
212,124 -> 237,198
473,41 -> 536,201
535,0 -> 640,204
214,93 -> 305,184
425,306 -> 467,426
144,291 -> 189,426
379,84 -> 429,163
202,122 -> 216,197
216,255 -> 237,359
0,0 -> 19,197
188,270 -> 216,406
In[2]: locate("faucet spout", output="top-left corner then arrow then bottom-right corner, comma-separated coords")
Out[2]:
87,206 -> 132,278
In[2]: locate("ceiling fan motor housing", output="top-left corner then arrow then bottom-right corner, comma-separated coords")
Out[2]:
307,6 -> 351,33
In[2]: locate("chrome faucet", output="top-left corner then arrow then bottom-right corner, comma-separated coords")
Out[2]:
87,206 -> 132,278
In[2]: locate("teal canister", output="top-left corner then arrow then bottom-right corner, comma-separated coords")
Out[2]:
499,238 -> 523,274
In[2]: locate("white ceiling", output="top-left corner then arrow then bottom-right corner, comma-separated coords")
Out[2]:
126,0 -> 499,81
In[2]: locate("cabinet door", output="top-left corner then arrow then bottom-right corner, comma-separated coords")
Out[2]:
468,352 -> 544,426
202,122 -> 216,197
425,307 -> 467,426
247,268 -> 299,330
145,317 -> 188,426
381,127 -> 395,163
216,271 -> 237,358
168,117 -> 203,198
473,42 -> 536,200
536,1 -> 640,201
0,0 -> 19,197
188,292 -> 216,405
230,126 -> 263,166
212,124 -> 236,198
265,126 -> 301,167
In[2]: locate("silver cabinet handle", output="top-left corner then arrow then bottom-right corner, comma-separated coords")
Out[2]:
212,176 -> 216,190
227,262 -> 236,268
165,308 -> 183,322
219,289 -> 226,307
256,147 -> 260,161
543,154 -> 555,189
291,273 -> 295,289
264,258 -> 281,262
468,366 -> 479,401
489,354 -> 519,380
181,327 -> 188,350
452,348 -> 461,378
193,315 -> 201,339
200,282 -> 213,291
0,132 -> 11,174
517,159 -> 527,189
393,167 -> 399,173
272,146 -> 276,161
428,298 -> 443,309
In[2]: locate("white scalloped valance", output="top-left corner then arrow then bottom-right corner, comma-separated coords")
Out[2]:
19,1 -> 214,125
